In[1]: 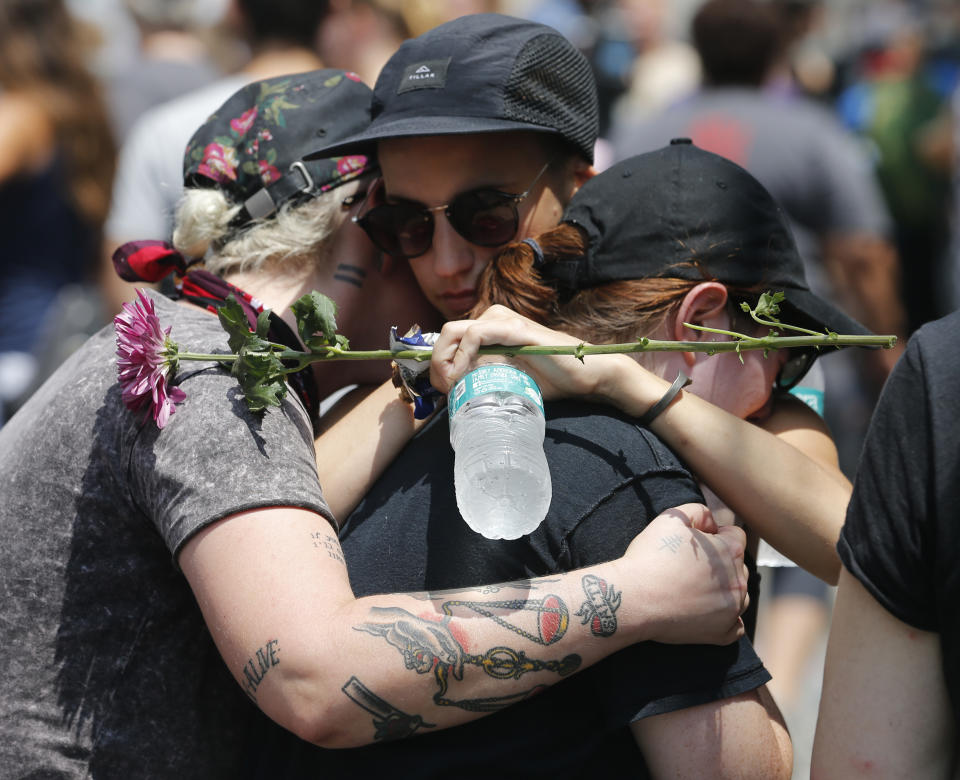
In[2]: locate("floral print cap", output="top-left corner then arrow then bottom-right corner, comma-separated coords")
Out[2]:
183,69 -> 376,227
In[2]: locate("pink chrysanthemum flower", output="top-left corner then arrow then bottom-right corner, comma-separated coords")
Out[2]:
114,289 -> 186,429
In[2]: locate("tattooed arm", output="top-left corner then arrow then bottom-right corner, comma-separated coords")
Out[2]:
179,502 -> 747,748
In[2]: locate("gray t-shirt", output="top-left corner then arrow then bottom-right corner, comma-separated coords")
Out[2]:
0,292 -> 333,777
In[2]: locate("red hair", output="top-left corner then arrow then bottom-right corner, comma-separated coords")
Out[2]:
472,224 -> 769,344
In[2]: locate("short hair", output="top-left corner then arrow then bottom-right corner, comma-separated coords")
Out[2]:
692,0 -> 784,87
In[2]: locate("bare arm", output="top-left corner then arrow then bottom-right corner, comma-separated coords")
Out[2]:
811,568 -> 956,778
314,380 -> 425,520
647,387 -> 847,583
432,306 -> 850,583
633,686 -> 792,779
179,502 -> 748,748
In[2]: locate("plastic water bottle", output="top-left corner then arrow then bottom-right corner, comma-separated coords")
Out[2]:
448,363 -> 552,539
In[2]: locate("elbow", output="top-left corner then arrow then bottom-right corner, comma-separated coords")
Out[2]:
277,679 -> 389,749
258,673 -> 370,749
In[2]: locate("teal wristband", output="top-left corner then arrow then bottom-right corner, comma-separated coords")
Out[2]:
636,371 -> 692,426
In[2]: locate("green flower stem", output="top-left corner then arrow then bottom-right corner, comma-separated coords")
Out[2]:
172,332 -> 897,367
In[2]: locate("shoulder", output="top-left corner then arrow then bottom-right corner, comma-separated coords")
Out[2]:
544,400 -> 690,478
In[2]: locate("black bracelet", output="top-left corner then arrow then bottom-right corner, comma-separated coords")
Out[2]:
636,371 -> 692,427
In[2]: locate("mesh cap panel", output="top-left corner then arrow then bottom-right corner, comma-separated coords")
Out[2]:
503,34 -> 599,162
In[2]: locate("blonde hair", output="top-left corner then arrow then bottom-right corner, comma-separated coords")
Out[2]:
172,187 -> 343,277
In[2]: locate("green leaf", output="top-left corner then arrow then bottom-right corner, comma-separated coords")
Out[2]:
324,74 -> 344,87
237,366 -> 288,413
754,291 -> 786,321
255,309 -> 272,339
232,345 -> 288,413
218,295 -> 255,353
292,291 -> 340,349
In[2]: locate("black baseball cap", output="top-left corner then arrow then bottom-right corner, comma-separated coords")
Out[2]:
545,138 -> 872,337
306,13 -> 599,162
183,69 -> 377,230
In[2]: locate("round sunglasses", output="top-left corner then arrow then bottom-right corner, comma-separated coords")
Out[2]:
352,161 -> 553,260
776,347 -> 817,391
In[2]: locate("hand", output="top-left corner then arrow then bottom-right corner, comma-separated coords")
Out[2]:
620,503 -> 748,646
429,305 -> 635,402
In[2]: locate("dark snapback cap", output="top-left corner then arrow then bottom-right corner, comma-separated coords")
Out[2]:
183,69 -> 377,229
546,138 -> 871,337
306,13 -> 599,162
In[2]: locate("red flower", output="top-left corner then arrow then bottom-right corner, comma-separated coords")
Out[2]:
114,289 -> 186,429
336,155 -> 368,176
197,142 -> 238,183
230,107 -> 258,136
258,160 -> 282,184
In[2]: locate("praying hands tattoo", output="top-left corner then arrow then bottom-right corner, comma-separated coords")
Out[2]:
352,592 -> 581,719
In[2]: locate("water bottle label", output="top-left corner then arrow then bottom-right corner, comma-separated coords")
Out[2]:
448,364 -> 544,419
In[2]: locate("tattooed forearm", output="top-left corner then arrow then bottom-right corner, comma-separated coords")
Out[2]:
240,639 -> 280,703
341,676 -> 435,741
311,530 -> 345,565
334,263 -> 366,288
407,579 -> 560,600
354,606 -> 580,712
575,574 -> 621,637
440,593 -> 569,645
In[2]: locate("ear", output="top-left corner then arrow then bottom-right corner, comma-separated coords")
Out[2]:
558,157 -> 596,205
672,282 -> 731,366
571,159 -> 596,193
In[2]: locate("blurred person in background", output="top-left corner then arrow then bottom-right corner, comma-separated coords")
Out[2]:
836,0 -> 957,335
105,0 -> 223,142
0,0 -> 116,424
101,0 -> 331,318
317,0 -> 412,87
607,0 -> 701,132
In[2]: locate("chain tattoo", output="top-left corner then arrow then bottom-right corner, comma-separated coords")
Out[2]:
352,600 -> 582,715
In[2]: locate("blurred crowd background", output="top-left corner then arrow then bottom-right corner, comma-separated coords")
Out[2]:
2,0 -> 958,775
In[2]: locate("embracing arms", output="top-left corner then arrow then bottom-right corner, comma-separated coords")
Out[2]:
432,306 -> 849,583
179,502 -> 748,748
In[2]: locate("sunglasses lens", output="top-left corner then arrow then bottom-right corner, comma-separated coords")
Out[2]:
449,190 -> 520,247
359,204 -> 433,259
778,351 -> 814,390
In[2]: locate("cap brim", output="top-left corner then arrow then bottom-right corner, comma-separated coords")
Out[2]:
780,287 -> 873,338
304,114 -> 563,160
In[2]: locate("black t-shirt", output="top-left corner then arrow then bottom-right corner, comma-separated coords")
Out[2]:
838,309 -> 960,730
273,401 -> 769,778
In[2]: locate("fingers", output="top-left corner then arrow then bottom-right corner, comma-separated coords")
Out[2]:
655,503 -> 722,536
715,524 -> 747,560
429,306 -> 573,392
